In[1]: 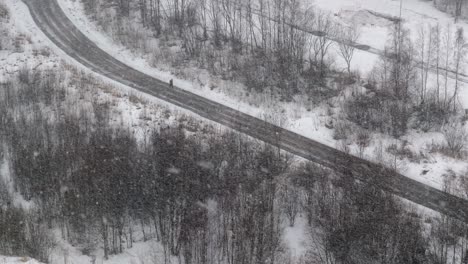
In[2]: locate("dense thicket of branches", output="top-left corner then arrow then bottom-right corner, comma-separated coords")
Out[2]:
1,68 -> 465,263
344,22 -> 466,138
0,191 -> 54,263
80,0 -> 468,142
1,68 -> 292,262
432,0 -> 467,22
82,0 -> 342,100
294,164 -> 432,263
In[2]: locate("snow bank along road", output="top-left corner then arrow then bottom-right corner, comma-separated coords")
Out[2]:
24,0 -> 468,222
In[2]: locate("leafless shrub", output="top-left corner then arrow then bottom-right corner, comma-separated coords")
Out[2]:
333,120 -> 351,140
413,93 -> 450,132
40,47 -> 51,57
163,109 -> 172,120
18,66 -> 32,84
356,128 -> 371,157
14,35 -> 25,53
372,140 -> 385,164
138,106 -> 153,121
387,141 -> 419,162
25,214 -> 56,263
0,1 -> 9,20
0,180 -> 11,207
442,123 -> 467,158
183,117 -> 200,133
129,93 -> 145,105
336,139 -> 350,154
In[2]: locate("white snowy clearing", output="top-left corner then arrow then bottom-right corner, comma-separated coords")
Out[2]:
311,0 -> 468,108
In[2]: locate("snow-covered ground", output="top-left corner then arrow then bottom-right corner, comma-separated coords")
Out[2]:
0,256 -> 43,264
3,0 -> 232,139
4,0 -> 466,192
0,157 -> 33,210
283,216 -> 309,262
0,1 -> 59,82
0,239 -> 171,264
1,2 -> 308,263
49,233 -> 173,264
55,0 -> 468,193
312,0 -> 468,50
1,0 -> 467,262
312,0 -> 468,109
310,0 -> 468,189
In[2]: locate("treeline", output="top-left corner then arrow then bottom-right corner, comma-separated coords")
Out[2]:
295,165 -> 429,263
345,21 -> 467,139
81,0 -> 467,142
0,194 -> 54,263
1,67 -> 467,263
432,0 -> 467,22
1,68 -> 292,262
82,0 -> 344,101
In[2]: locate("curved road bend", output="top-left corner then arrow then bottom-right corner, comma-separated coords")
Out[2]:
23,0 -> 468,222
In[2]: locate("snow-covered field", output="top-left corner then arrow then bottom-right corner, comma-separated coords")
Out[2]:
312,0 -> 468,109
312,0 -> 468,49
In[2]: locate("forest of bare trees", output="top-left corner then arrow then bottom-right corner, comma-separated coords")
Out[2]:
0,66 -> 467,263
82,0 -> 343,100
1,0 -> 468,262
80,0 -> 468,141
432,0 -> 468,22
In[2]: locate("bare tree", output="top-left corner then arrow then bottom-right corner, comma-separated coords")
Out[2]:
443,24 -> 453,109
338,23 -> 360,75
417,24 -> 433,104
309,11 -> 336,81
454,0 -> 464,22
451,27 -> 466,111
279,179 -> 301,227
431,24 -> 442,104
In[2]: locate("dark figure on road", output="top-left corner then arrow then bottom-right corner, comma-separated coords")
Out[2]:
169,79 -> 173,88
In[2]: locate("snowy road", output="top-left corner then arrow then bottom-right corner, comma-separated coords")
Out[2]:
23,0 -> 468,222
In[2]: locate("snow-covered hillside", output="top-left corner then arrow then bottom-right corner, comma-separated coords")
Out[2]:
55,0 -> 468,194
1,0 -> 468,263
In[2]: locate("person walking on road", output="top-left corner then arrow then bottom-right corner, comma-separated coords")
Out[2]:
169,79 -> 173,88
